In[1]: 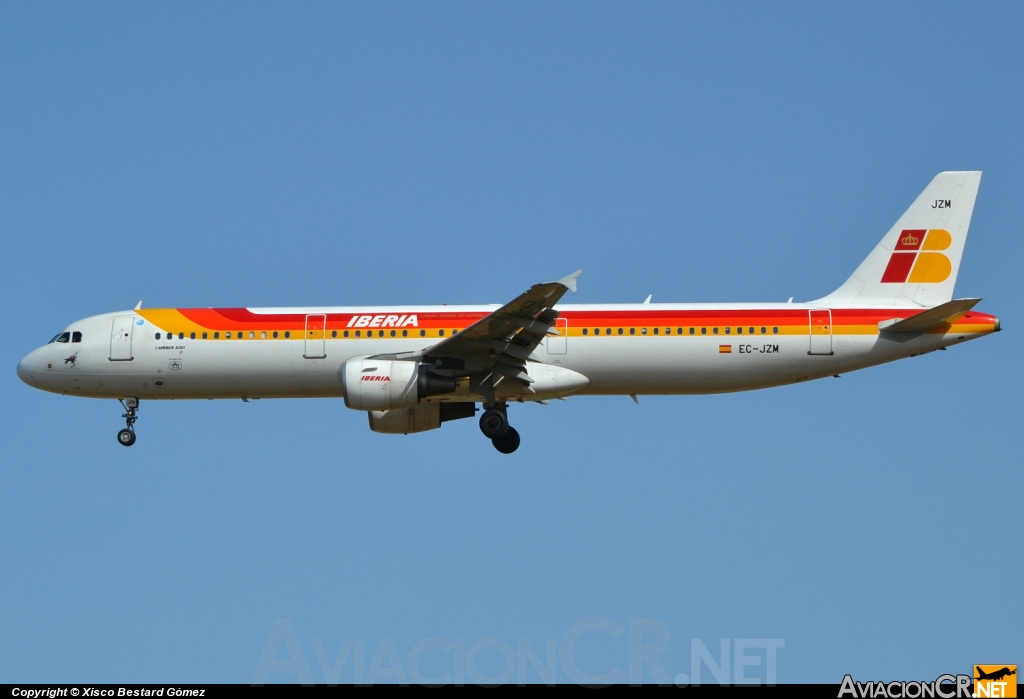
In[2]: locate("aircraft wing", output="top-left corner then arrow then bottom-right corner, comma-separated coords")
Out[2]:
421,270 -> 583,389
878,298 -> 981,333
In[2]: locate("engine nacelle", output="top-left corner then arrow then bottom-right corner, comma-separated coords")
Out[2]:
342,357 -> 456,411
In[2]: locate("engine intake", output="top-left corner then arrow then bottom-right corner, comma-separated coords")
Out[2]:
342,358 -> 456,411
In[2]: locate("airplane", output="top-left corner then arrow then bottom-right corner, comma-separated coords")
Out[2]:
975,667 -> 1016,682
17,171 -> 1000,453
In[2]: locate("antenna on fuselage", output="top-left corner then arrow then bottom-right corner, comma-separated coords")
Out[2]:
134,300 -> 142,310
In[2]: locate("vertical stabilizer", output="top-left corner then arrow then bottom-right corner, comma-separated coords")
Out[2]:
815,171 -> 981,308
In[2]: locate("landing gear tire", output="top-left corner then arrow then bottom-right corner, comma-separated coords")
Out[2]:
117,397 -> 139,447
492,426 -> 520,454
479,408 -> 509,439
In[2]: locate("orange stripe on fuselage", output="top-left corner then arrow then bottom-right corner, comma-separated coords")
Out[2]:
135,308 -> 999,337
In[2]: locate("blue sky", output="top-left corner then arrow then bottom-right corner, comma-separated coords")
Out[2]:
1,2 -> 1021,684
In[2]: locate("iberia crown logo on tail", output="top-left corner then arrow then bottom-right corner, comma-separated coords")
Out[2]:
881,229 -> 952,283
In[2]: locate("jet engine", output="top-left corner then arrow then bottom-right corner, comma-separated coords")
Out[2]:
341,357 -> 456,411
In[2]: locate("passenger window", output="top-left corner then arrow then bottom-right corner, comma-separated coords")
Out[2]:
420,330 -> 425,337
226,332 -> 232,339
190,332 -> 196,340
737,327 -> 742,334
439,329 -> 445,336
155,332 -> 162,340
583,328 -> 588,335
725,327 -> 731,334
273,331 -> 279,338
331,330 -> 337,338
630,328 -> 635,335
689,328 -> 694,335
390,330 -> 396,337
713,328 -> 719,334
676,328 -> 682,334
344,330 -> 349,337
355,331 -> 361,337
605,328 -> 611,335
248,332 -> 254,339
261,331 -> 266,339
641,328 -> 647,335
402,330 -> 407,337
379,330 -> 385,337
773,327 -> 779,334
72,331 -> 82,343
653,328 -> 659,335
618,328 -> 623,335
202,332 -> 208,339
214,332 -> 220,339
180,332 -> 185,340
284,331 -> 290,338
761,327 -> 766,334
749,327 -> 754,335
701,328 -> 707,335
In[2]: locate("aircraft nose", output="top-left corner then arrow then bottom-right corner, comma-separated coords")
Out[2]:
17,351 -> 37,387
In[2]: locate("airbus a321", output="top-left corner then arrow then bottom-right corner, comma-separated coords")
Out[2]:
17,171 -> 1000,453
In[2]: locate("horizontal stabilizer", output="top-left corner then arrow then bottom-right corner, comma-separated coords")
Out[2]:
879,298 -> 981,334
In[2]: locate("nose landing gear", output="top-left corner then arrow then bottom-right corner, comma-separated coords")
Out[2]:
117,397 -> 139,447
479,403 -> 520,454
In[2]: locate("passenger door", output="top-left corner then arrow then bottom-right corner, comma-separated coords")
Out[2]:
304,314 -> 327,358
109,316 -> 135,361
808,309 -> 833,355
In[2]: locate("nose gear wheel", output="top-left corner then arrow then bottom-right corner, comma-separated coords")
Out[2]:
117,398 -> 139,447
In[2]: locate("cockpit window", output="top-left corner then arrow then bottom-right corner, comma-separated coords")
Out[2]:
72,331 -> 82,343
54,332 -> 71,343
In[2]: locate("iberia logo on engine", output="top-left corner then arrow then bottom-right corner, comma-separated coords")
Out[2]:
881,229 -> 952,284
361,375 -> 390,382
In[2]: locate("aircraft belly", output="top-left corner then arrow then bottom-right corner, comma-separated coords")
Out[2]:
565,334 -> 912,395
114,338 -> 429,399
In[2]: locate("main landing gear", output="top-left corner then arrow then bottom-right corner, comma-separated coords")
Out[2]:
479,403 -> 520,454
117,397 -> 139,447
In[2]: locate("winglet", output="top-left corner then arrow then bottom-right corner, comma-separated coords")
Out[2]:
134,300 -> 142,310
556,269 -> 583,293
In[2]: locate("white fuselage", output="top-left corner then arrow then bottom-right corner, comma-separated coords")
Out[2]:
16,302 -> 998,402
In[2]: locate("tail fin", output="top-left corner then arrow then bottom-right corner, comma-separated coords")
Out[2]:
815,171 -> 981,308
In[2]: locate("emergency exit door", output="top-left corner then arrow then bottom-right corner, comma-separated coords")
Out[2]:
304,314 -> 327,358
547,317 -> 567,354
808,309 -> 833,355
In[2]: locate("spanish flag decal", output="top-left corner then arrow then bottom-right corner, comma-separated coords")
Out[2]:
719,345 -> 732,354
